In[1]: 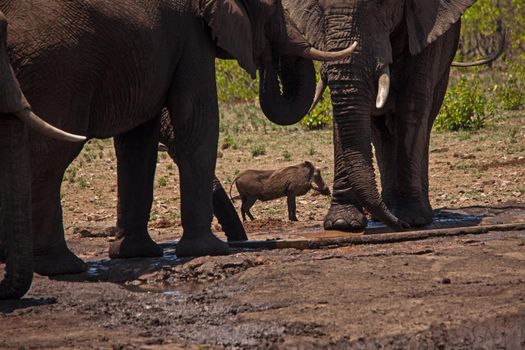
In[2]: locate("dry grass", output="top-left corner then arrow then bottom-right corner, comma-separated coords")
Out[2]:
61,105 -> 524,242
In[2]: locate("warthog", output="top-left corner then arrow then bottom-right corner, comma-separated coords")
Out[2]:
231,161 -> 331,221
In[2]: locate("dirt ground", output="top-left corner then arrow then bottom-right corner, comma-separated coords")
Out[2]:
1,108 -> 524,349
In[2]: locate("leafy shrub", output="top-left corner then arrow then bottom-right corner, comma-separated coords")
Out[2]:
216,60 -> 258,104
493,64 -> 525,110
435,77 -> 494,131
495,73 -> 525,110
300,89 -> 333,130
461,0 -> 525,62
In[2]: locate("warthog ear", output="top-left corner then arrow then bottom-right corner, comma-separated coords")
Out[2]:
201,0 -> 256,78
310,168 -> 320,182
405,0 -> 475,55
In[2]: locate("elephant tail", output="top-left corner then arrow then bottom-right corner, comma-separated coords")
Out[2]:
452,24 -> 506,67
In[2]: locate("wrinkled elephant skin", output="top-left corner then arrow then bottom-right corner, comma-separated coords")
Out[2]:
0,0 -> 340,274
282,0 -> 477,230
159,109 -> 248,242
0,10 -> 85,299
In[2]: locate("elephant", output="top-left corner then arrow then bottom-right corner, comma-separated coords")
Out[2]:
1,0 -> 355,276
158,110 -> 248,242
281,0 -> 491,231
0,11 -> 85,299
230,161 -> 331,222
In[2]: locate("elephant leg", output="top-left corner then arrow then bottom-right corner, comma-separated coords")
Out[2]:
421,67 -> 453,215
0,118 -> 33,299
212,177 -> 248,241
166,34 -> 229,257
32,141 -> 87,276
393,25 -> 460,227
109,117 -> 163,259
394,88 -> 433,226
324,127 -> 368,231
286,192 -> 298,221
158,112 -> 246,241
371,113 -> 398,210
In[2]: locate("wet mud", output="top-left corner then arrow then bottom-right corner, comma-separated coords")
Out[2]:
1,206 -> 525,349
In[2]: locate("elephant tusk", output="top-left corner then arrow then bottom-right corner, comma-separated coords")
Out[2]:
376,66 -> 390,109
15,109 -> 87,143
303,41 -> 357,62
309,74 -> 327,114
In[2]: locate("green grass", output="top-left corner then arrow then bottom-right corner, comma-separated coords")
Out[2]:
282,150 -> 292,161
157,176 -> 168,188
251,143 -> 267,157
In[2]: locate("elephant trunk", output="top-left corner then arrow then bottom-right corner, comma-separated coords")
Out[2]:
329,62 -> 405,230
0,117 -> 33,300
259,56 -> 316,126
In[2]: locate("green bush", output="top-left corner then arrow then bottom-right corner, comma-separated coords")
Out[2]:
461,0 -> 525,62
495,68 -> 525,110
216,60 -> 258,104
435,77 -> 494,131
496,77 -> 525,110
300,84 -> 333,130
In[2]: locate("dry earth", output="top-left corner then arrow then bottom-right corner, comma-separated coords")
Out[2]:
1,107 -> 524,349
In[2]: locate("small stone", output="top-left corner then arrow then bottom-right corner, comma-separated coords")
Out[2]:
442,277 -> 451,284
482,179 -> 496,186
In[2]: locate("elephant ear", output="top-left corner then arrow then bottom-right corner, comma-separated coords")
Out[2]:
281,0 -> 324,49
405,0 -> 475,55
201,0 -> 256,78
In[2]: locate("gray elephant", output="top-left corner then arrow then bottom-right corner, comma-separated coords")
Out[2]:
0,11 -> 85,299
1,0 -> 354,276
282,0 -> 486,231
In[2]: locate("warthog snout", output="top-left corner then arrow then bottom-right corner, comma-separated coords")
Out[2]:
311,168 -> 331,196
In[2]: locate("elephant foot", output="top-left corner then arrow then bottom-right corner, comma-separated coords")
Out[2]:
109,234 -> 163,259
176,232 -> 230,258
34,248 -> 87,276
392,199 -> 433,227
323,202 -> 368,231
